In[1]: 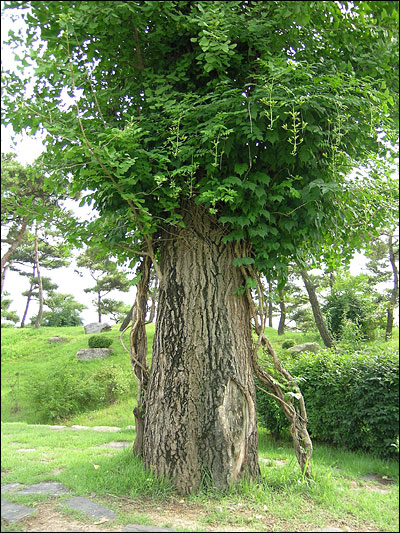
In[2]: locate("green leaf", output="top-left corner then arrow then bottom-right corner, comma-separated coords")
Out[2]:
232,257 -> 255,267
234,163 -> 249,176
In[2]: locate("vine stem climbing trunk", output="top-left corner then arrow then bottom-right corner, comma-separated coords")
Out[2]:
143,206 -> 260,495
239,265 -> 313,478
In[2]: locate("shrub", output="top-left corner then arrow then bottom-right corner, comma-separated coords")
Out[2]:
92,364 -> 131,404
256,345 -> 399,458
88,335 -> 113,348
27,359 -> 132,423
282,339 -> 296,350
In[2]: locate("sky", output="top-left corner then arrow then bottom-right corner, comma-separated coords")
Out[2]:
1,4 -> 398,329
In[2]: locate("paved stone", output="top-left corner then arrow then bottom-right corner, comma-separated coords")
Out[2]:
48,336 -> 68,343
84,322 -> 111,334
91,426 -> 122,432
1,498 -> 35,523
62,496 -> 118,520
288,342 -> 321,354
18,482 -> 69,495
98,441 -> 132,449
1,483 -> 23,494
122,525 -> 174,532
68,425 -> 121,432
76,348 -> 114,361
361,473 -> 394,485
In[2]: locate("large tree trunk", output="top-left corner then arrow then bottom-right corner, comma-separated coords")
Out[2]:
143,207 -> 260,495
277,290 -> 286,335
34,229 -> 43,328
385,233 -> 399,341
299,269 -> 334,348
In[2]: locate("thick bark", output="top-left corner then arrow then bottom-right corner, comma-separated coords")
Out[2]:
1,218 -> 28,294
385,234 -> 399,341
299,269 -> 334,348
34,231 -> 43,328
143,207 -> 260,495
277,290 -> 286,335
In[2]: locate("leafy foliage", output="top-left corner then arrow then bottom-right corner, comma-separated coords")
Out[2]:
27,358 -> 130,422
1,291 -> 19,325
35,292 -> 86,327
2,1 -> 398,279
323,272 -> 387,340
256,345 -> 399,458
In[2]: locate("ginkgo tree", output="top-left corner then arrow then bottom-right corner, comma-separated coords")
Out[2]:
2,0 -> 398,494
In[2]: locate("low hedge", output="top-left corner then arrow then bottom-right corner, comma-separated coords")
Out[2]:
88,335 -> 113,348
256,346 -> 399,458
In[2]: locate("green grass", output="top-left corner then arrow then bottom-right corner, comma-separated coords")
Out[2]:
1,324 -> 156,425
1,324 -> 399,532
1,422 -> 398,532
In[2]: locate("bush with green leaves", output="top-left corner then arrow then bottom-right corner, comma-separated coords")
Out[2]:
27,359 -> 132,422
92,364 -> 131,404
281,339 -> 296,350
256,346 -> 399,458
88,335 -> 113,348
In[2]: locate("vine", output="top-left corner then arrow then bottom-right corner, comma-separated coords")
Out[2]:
235,243 -> 313,477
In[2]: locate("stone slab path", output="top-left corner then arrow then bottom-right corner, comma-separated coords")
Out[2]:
62,496 -> 118,520
1,482 -> 174,531
1,499 -> 36,523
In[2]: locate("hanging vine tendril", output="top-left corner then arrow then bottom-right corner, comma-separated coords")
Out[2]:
120,256 -> 152,456
235,243 -> 313,478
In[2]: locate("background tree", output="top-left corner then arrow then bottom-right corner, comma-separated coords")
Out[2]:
76,247 -> 131,323
1,291 -> 19,326
1,152 -> 67,293
323,271 -> 386,340
100,298 -> 130,324
31,291 -> 86,327
2,0 -> 398,494
365,232 -> 399,340
8,225 -> 72,327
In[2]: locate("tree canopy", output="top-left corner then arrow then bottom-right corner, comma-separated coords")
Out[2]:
2,0 -> 399,280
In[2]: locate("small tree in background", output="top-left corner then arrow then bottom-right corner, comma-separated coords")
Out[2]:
323,272 -> 386,340
9,227 -> 72,327
76,247 -> 131,323
100,298 -> 130,324
31,292 -> 87,327
1,291 -> 19,326
366,232 -> 399,340
1,153 -> 68,295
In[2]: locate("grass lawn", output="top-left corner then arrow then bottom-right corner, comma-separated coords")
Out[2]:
1,324 -> 399,532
